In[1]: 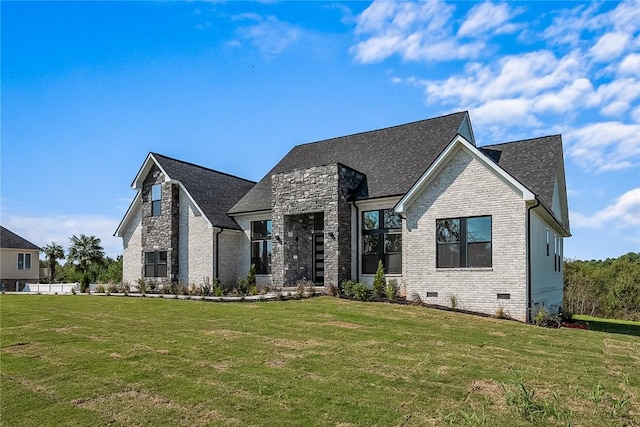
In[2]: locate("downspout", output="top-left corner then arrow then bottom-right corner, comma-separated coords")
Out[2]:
353,200 -> 360,282
526,199 -> 540,323
214,227 -> 223,281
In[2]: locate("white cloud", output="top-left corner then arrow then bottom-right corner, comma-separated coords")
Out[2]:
571,188 -> 640,229
2,214 -> 122,259
589,32 -> 630,62
565,122 -> 640,172
619,53 -> 640,76
351,0 -> 489,63
233,14 -> 301,57
457,2 -> 519,38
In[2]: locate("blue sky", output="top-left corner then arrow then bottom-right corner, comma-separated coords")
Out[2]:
1,1 -> 639,260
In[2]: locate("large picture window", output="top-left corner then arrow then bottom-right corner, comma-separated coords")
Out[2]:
151,184 -> 161,216
144,251 -> 167,277
251,220 -> 272,274
362,209 -> 402,274
437,216 -> 492,268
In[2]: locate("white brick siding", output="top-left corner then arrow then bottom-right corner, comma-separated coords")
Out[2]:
217,231 -> 242,288
179,189 -> 214,286
403,148 -> 528,321
122,207 -> 142,286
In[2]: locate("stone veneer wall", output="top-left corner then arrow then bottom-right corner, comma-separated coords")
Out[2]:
403,148 -> 528,321
271,163 -> 365,287
141,165 -> 179,284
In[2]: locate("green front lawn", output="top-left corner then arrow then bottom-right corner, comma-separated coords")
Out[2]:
1,295 -> 638,426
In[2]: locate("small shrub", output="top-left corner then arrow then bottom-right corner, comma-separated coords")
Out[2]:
212,279 -> 223,297
149,281 -> 157,293
136,278 -> 147,294
494,306 -> 508,319
449,294 -> 458,310
385,279 -> 398,301
80,274 -> 91,293
372,260 -> 386,299
179,285 -> 189,296
296,282 -> 306,298
121,282 -> 131,294
107,283 -> 118,293
351,282 -> 370,301
560,309 -> 573,322
326,282 -> 339,297
96,284 -> 105,293
533,306 -> 561,328
249,285 -> 258,296
340,280 -> 356,298
410,292 -> 423,306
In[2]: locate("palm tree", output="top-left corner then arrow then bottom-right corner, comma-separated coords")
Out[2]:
67,234 -> 105,276
42,242 -> 65,283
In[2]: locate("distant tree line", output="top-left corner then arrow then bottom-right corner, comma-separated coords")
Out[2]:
41,234 -> 122,288
564,252 -> 640,321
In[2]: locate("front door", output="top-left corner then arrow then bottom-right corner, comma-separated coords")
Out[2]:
313,233 -> 324,284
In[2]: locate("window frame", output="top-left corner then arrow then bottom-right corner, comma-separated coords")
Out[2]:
251,220 -> 272,275
361,209 -> 402,274
17,253 -> 24,270
436,215 -> 492,268
144,251 -> 168,278
151,184 -> 161,217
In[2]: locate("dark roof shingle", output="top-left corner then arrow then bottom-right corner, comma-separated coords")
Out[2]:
480,135 -> 562,213
152,154 -> 256,230
230,112 -> 468,213
0,226 -> 41,251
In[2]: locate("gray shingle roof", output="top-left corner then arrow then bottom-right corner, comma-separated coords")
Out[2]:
0,226 -> 41,251
230,112 -> 469,213
152,153 -> 256,230
480,135 -> 562,218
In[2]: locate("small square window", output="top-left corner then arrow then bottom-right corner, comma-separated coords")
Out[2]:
426,292 -> 438,298
497,293 -> 511,300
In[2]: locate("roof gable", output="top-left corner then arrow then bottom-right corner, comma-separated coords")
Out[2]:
395,135 -> 536,214
230,111 -> 471,214
480,135 -> 569,232
118,153 -> 255,234
0,226 -> 41,251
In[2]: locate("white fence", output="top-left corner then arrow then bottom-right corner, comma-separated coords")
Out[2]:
21,283 -> 80,294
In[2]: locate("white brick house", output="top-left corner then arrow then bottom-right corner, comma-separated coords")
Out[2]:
116,111 -> 570,322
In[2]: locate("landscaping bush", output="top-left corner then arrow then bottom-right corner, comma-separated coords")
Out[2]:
385,279 -> 398,301
237,264 -> 256,295
212,279 -> 223,297
372,260 -> 386,299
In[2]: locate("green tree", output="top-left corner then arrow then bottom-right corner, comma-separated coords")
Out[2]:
42,242 -> 65,283
67,234 -> 105,291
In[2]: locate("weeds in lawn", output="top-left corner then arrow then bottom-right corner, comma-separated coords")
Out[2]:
503,381 -> 546,423
445,407 -> 487,427
589,383 -> 605,405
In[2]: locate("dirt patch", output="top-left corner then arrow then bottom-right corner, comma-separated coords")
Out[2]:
327,321 -> 360,329
109,352 -> 123,359
71,388 -> 222,426
266,338 -> 322,350
466,379 -> 507,410
488,331 -> 507,337
6,376 -> 57,399
265,359 -> 287,368
156,349 -> 169,355
196,361 -> 230,372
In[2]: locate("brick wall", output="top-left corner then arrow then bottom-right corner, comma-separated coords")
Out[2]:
403,148 -> 528,321
122,207 -> 142,286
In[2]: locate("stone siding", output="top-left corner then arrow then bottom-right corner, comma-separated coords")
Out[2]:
403,148 -> 528,321
141,165 -> 179,285
271,163 -> 365,287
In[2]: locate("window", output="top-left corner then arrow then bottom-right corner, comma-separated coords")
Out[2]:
251,220 -> 272,274
144,251 -> 167,277
554,235 -> 562,272
546,228 -> 550,257
362,209 -> 402,274
17,253 -> 31,270
151,184 -> 161,216
436,216 -> 492,268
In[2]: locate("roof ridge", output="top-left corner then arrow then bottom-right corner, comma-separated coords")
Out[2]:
151,152 -> 256,184
480,134 -> 561,148
293,111 -> 468,148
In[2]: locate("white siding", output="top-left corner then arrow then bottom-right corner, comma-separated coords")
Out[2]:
403,148 -> 528,321
529,210 -> 563,313
122,207 -> 142,286
178,189 -> 214,286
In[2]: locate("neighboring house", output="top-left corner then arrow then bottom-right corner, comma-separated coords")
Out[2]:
116,111 -> 570,321
0,226 -> 42,291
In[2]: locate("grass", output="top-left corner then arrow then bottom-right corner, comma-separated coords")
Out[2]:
1,295 -> 639,426
573,314 -> 640,337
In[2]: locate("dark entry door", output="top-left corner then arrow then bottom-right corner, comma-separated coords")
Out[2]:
313,233 -> 324,284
